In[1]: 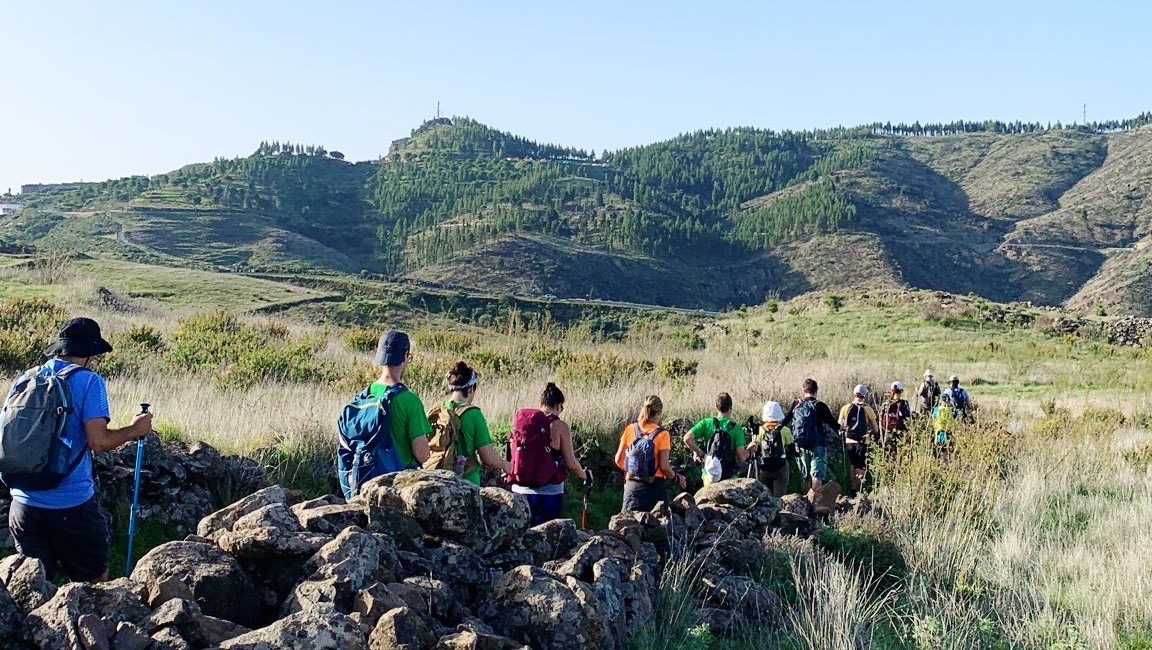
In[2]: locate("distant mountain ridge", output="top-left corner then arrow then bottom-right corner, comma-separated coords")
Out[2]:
5,112 -> 1152,314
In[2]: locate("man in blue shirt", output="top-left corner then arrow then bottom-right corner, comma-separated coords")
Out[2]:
7,318 -> 153,582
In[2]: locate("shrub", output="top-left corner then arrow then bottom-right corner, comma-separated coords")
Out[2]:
668,327 -> 706,351
557,351 -> 655,388
343,327 -> 378,353
470,348 -> 522,376
413,330 -> 481,354
823,294 -> 844,312
657,356 -> 698,380
815,523 -> 907,589
0,297 -> 66,373
168,311 -> 336,390
97,324 -> 168,378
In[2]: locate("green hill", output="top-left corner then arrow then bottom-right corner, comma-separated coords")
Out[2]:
7,112 -> 1152,313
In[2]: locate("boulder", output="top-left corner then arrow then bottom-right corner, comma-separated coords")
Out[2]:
130,540 -> 261,627
25,580 -> 150,650
197,486 -> 287,540
0,580 -> 23,648
216,503 -> 331,559
696,478 -> 782,519
295,502 -> 368,535
434,628 -> 529,650
112,622 -> 153,650
468,488 -> 530,556
283,527 -> 398,615
368,606 -> 436,650
699,575 -> 781,628
390,578 -> 467,625
351,582 -> 409,631
523,518 -> 580,565
150,626 -> 195,650
359,471 -> 483,538
218,604 -> 367,650
362,502 -> 426,552
0,554 -> 55,613
490,565 -> 608,650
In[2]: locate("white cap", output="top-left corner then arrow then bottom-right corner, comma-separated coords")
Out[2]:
950,375 -> 960,382
891,381 -> 904,392
854,384 -> 869,398
762,400 -> 785,422
924,369 -> 934,378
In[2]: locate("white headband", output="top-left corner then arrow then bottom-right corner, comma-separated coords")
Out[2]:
449,370 -> 479,391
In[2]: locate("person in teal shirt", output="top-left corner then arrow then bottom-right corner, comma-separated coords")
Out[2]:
442,360 -> 511,485
682,392 -> 749,484
368,330 -> 431,469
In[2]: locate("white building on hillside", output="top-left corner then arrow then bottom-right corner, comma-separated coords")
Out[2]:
0,203 -> 20,215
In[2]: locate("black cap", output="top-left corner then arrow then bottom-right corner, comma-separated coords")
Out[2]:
44,317 -> 113,358
373,330 -> 410,366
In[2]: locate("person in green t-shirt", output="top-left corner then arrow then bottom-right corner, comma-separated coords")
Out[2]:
442,360 -> 511,485
682,392 -> 749,485
367,330 -> 431,469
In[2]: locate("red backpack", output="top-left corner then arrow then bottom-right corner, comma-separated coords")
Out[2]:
508,408 -> 567,488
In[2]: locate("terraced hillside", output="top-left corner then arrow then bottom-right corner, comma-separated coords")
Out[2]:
5,116 -> 1152,313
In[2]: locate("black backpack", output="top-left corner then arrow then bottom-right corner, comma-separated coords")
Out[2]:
844,404 -> 870,441
758,423 -> 787,471
792,399 -> 822,450
705,418 -> 737,480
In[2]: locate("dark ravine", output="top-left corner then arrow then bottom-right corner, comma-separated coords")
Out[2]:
0,441 -> 867,650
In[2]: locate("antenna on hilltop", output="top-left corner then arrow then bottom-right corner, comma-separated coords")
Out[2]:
1083,103 -> 1087,125
436,101 -> 441,120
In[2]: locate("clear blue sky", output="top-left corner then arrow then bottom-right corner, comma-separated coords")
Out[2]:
2,0 -> 1149,195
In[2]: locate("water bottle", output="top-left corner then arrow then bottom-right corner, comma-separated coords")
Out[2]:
453,454 -> 467,476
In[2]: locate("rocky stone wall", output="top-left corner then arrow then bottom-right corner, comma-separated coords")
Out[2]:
0,444 -> 868,649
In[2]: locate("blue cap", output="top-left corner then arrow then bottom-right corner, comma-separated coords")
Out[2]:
374,330 -> 410,366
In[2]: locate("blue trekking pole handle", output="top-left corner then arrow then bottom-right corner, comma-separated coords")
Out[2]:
125,402 -> 149,577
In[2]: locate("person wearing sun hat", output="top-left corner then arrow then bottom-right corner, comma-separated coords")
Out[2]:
6,317 -> 153,583
747,400 -> 796,497
916,369 -> 941,415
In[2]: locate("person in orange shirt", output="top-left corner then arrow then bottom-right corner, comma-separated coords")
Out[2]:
614,395 -> 686,512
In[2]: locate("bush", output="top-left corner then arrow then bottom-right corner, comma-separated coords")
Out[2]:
0,297 -> 65,373
342,327 -> 378,353
557,351 -> 655,388
815,523 -> 907,589
469,348 -> 522,376
657,356 -> 698,380
168,311 -> 336,390
413,330 -> 481,354
823,294 -> 844,312
96,324 -> 168,378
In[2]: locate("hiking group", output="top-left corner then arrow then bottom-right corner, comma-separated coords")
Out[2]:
339,329 -> 977,523
0,320 -> 975,586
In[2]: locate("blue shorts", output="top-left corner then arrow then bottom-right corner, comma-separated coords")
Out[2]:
522,492 -> 565,526
799,446 -> 830,482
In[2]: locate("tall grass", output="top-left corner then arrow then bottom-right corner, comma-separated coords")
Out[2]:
3,263 -> 1152,648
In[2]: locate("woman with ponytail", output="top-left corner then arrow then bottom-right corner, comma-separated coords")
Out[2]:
509,382 -> 590,525
613,395 -> 685,512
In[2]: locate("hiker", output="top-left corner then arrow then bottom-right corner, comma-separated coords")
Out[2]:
3,318 -> 153,583
430,361 -> 510,486
682,392 -> 749,485
917,370 -> 941,414
508,382 -> 591,525
781,378 -> 839,493
748,400 -> 796,497
614,395 -> 685,512
942,375 -> 971,422
880,381 -> 912,455
338,330 -> 431,498
839,384 -> 879,496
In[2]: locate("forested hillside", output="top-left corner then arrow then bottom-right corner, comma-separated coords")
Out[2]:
7,112 -> 1152,312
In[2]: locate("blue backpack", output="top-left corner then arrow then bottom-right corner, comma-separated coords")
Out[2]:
0,363 -> 92,491
792,399 -> 822,450
624,423 -> 661,482
337,383 -> 408,499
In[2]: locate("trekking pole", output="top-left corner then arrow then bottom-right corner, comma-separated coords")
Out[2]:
580,469 -> 592,529
124,402 -> 149,577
